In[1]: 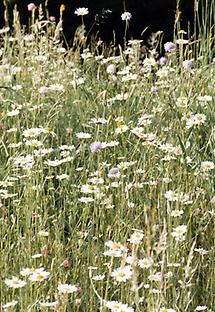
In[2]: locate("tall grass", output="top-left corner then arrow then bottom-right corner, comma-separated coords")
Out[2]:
0,1 -> 214,311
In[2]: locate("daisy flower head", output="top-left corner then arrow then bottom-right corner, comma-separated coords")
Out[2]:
105,300 -> 134,312
57,283 -> 78,294
193,113 -> 206,125
2,300 -> 18,310
4,276 -> 27,288
39,301 -> 59,308
103,241 -> 128,257
121,12 -> 132,21
176,96 -> 188,109
20,267 -> 38,276
158,308 -> 176,312
127,230 -> 144,244
22,127 -> 42,138
138,257 -> 154,269
28,269 -> 50,282
195,306 -> 207,311
74,7 -> 89,16
171,224 -> 187,241
111,265 -> 132,282
164,190 -> 178,202
76,132 -> 91,139
201,161 -> 214,171
80,184 -> 100,194
105,240 -> 128,253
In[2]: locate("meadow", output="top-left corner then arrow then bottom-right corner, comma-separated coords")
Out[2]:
0,2 -> 214,311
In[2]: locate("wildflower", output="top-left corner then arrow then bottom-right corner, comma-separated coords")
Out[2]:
20,267 -> 38,276
78,197 -> 94,203
106,64 -> 116,74
74,7 -> 89,16
201,161 -> 214,171
39,301 -> 59,308
121,12 -> 132,21
108,167 -> 121,178
0,181 -> 13,187
38,86 -> 49,94
164,190 -> 178,202
193,113 -> 206,125
210,196 -> 215,206
105,141 -> 119,147
170,210 -> 184,217
171,225 -> 187,241
138,257 -> 154,269
127,231 -> 144,244
6,109 -> 19,116
195,306 -> 207,311
92,274 -> 105,281
38,230 -> 49,237
148,272 -> 162,282
111,265 -> 132,282
25,139 -> 43,148
194,248 -> 209,255
115,124 -> 129,134
158,308 -> 176,312
164,42 -> 176,52
159,57 -> 167,65
183,59 -> 193,70
29,269 -> 50,282
56,174 -> 70,180
4,276 -> 26,288
176,96 -> 188,109
56,47 -> 66,54
197,95 -> 212,102
90,141 -> 105,153
104,241 -> 128,257
22,128 -> 42,138
176,39 -> 189,45
57,283 -> 78,294
27,3 -> 36,11
90,117 -> 108,125
0,27 -> 10,34
14,155 -> 34,169
143,57 -> 156,67
2,300 -> 18,310
49,16 -> 56,22
49,84 -> 64,92
105,300 -> 134,312
81,184 -> 100,194
31,253 -> 43,258
76,132 -> 91,139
